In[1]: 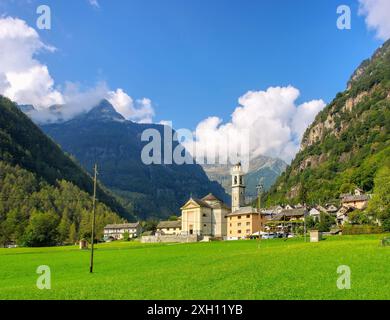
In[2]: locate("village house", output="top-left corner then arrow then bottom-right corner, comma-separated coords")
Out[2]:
274,208 -> 308,221
104,222 -> 142,240
325,204 -> 339,214
156,220 -> 182,235
227,207 -> 267,240
309,205 -> 338,221
335,188 -> 371,225
336,206 -> 355,225
309,207 -> 321,221
265,208 -> 308,234
341,194 -> 370,210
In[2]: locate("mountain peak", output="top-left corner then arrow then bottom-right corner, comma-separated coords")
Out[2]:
79,99 -> 125,122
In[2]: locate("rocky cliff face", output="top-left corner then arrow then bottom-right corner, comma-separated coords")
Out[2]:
265,40 -> 390,205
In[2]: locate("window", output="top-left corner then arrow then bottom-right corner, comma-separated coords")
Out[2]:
230,231 -> 232,234
230,223 -> 232,227
238,230 -> 242,234
204,224 -> 207,227
246,222 -> 250,226
246,215 -> 250,218
246,229 -> 250,234
203,214 -> 207,217
237,223 -> 241,227
238,216 -> 241,219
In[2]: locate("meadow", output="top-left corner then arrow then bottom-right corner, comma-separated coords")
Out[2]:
0,234 -> 389,300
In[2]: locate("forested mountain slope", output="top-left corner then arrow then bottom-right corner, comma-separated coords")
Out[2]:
0,96 -> 131,246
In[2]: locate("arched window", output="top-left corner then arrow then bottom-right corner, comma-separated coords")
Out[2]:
234,176 -> 238,185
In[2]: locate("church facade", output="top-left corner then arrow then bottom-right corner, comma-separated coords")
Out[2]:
181,194 -> 230,238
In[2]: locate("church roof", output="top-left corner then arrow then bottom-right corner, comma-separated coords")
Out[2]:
181,198 -> 213,209
201,193 -> 221,202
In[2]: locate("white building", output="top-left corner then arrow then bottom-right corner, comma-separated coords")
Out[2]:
104,223 -> 142,240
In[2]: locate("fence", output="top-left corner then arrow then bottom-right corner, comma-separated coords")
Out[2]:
141,234 -> 199,243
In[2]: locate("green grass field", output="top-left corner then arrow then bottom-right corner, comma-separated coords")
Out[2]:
1,234 -> 389,300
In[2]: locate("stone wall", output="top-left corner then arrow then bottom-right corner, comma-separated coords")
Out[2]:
141,234 -> 199,243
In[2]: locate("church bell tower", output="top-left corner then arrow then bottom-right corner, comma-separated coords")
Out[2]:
231,162 -> 245,212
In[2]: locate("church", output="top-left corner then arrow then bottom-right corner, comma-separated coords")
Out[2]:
180,162 -> 249,238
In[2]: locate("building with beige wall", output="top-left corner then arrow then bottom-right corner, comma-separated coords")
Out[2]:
156,220 -> 182,235
181,194 -> 229,238
227,207 -> 267,240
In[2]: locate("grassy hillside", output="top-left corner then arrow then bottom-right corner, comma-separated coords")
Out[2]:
265,40 -> 390,207
0,235 -> 389,300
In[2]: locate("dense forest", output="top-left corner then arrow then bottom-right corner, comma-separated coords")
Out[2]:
0,96 -> 129,246
264,40 -> 390,230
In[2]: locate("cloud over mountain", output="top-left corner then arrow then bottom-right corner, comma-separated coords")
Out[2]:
107,89 -> 154,124
191,86 -> 326,164
0,17 -> 155,123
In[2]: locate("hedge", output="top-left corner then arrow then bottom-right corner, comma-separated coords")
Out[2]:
342,225 -> 383,235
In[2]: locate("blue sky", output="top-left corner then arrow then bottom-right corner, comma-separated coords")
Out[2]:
1,0 -> 383,125
0,0 -> 388,161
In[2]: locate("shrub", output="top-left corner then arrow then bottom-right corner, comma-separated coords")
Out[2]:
342,225 -> 383,235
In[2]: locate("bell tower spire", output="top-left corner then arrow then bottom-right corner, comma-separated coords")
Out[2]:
231,162 -> 245,212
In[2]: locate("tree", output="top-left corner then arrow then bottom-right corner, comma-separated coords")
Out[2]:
123,231 -> 130,241
142,220 -> 158,232
316,213 -> 335,232
368,165 -> 390,231
22,211 -> 60,247
57,213 -> 71,244
306,216 -> 316,230
68,222 -> 78,244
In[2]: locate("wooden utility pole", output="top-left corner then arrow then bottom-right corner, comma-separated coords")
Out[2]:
304,209 -> 307,243
89,164 -> 98,273
256,183 -> 263,248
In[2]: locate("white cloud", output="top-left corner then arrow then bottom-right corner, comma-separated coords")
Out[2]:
88,0 -> 100,8
191,86 -> 326,164
107,89 -> 155,123
0,17 -> 155,124
0,17 -> 64,108
359,0 -> 390,41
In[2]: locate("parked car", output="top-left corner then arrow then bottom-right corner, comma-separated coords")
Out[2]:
262,233 -> 277,239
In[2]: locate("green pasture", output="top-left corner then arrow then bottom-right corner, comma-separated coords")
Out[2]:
0,234 -> 389,300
